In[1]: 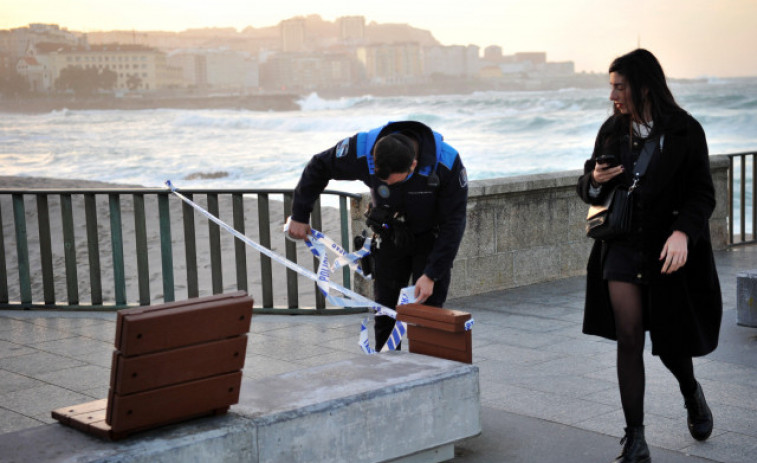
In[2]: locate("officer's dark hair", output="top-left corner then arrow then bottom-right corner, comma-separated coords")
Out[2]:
373,133 -> 416,180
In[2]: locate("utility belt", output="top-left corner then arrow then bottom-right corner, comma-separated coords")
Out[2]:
356,205 -> 438,276
364,204 -> 416,250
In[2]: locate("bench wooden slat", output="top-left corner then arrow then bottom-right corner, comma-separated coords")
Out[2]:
116,292 -> 252,356
406,338 -> 472,364
407,325 -> 472,364
114,291 -> 247,347
407,325 -> 470,351
51,400 -> 111,439
52,398 -> 108,424
108,371 -> 242,433
396,303 -> 470,332
112,335 -> 248,395
396,315 -> 460,333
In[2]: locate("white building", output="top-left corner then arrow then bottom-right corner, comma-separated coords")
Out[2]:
167,49 -> 259,92
423,45 -> 480,78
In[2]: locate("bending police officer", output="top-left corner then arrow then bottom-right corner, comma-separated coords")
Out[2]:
287,121 -> 468,351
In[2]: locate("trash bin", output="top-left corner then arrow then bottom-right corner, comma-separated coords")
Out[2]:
737,270 -> 757,327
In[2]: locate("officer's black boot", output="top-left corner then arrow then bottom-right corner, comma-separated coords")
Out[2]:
684,382 -> 713,441
613,426 -> 651,463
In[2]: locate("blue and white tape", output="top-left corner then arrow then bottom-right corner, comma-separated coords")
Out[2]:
358,286 -> 415,354
166,181 -> 473,354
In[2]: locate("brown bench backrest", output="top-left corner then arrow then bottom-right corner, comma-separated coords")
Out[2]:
52,291 -> 253,440
396,303 -> 472,364
107,291 -> 253,434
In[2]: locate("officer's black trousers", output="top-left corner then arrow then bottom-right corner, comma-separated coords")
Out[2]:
371,234 -> 451,351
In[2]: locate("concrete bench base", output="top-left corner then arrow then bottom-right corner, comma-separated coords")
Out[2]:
737,270 -> 757,327
0,352 -> 480,463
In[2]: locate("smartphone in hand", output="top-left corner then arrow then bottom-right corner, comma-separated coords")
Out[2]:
596,154 -> 620,167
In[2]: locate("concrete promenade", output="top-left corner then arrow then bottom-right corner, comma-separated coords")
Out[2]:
1,244 -> 755,462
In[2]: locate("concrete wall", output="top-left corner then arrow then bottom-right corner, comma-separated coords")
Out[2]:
351,155 -> 730,299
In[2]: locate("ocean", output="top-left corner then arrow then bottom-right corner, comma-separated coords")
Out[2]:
2,78 -> 756,198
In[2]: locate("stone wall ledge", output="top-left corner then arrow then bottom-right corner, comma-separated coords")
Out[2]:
0,352 -> 481,463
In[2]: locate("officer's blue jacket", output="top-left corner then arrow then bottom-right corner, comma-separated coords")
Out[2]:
292,121 -> 468,281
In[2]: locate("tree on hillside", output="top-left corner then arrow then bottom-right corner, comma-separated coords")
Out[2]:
0,69 -> 29,97
55,66 -> 118,95
126,73 -> 143,91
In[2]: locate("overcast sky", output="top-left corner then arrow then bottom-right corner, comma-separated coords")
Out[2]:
2,0 -> 756,78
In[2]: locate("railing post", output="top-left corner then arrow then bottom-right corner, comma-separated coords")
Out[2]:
340,195 -> 351,290
133,193 -> 151,305
0,201 -> 8,304
158,193 -> 175,302
741,156 -> 747,242
109,194 -> 127,306
753,154 -> 756,240
729,156 -> 734,245
12,194 -> 32,304
207,193 -> 222,294
311,198 -> 325,310
60,193 -> 79,305
182,193 -> 199,298
283,193 -> 299,309
84,193 -> 103,306
257,194 -> 273,308
232,193 -> 248,293
37,194 -> 55,305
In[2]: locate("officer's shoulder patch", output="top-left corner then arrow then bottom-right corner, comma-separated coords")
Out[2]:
336,138 -> 350,158
459,167 -> 468,188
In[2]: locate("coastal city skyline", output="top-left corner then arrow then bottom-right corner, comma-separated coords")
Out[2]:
2,0 -> 756,79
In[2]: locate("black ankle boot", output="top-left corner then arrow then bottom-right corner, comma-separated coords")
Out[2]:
613,426 -> 651,463
684,382 -> 713,441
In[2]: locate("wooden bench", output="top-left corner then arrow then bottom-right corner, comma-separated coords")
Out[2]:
396,303 -> 472,364
52,291 -> 253,440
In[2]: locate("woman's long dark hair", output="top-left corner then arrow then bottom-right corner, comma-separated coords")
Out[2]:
609,49 -> 683,124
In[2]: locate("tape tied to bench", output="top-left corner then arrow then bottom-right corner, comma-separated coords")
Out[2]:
166,181 -> 472,354
166,180 -> 401,352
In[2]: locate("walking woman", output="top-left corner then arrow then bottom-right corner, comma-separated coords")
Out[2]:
577,49 -> 722,462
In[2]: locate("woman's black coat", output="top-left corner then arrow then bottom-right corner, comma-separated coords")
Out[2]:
577,111 -> 722,357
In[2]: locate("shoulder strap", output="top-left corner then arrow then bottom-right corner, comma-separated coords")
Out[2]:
629,137 -> 660,192
633,137 -> 658,177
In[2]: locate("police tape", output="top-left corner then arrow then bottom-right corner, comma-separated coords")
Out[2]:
284,217 -> 372,280
166,181 -> 472,353
165,180 -> 396,315
358,286 -> 415,354
286,216 -> 411,354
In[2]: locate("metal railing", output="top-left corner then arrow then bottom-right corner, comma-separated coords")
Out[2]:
727,152 -> 756,246
0,187 -> 364,313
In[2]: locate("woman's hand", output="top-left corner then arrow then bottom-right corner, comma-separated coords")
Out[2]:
660,230 -> 688,274
592,161 -> 624,185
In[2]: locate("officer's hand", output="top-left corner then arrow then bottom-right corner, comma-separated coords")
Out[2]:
414,275 -> 435,304
287,219 -> 311,240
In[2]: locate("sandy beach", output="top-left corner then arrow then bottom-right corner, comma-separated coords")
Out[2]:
0,176 -> 349,309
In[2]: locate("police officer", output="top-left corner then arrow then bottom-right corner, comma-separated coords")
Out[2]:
287,120 -> 468,351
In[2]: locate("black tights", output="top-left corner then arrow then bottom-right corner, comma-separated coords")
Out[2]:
608,281 -> 698,427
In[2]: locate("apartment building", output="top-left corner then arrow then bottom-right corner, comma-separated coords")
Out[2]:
423,45 -> 480,78
337,16 -> 365,44
167,49 -> 259,92
356,43 -> 423,85
21,42 -> 181,92
281,18 -> 307,53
